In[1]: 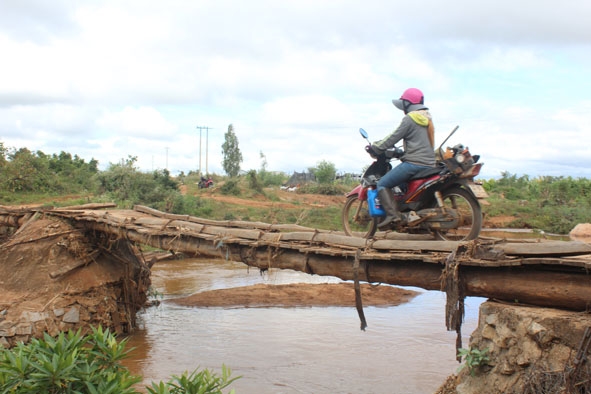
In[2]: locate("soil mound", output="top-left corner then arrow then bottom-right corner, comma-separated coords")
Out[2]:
173,282 -> 418,308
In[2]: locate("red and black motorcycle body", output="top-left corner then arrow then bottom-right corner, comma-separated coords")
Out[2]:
348,161 -> 474,212
343,144 -> 486,240
198,177 -> 214,189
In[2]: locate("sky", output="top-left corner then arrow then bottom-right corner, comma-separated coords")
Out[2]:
1,0 -> 591,180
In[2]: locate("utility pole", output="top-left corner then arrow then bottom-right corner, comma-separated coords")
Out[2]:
165,147 -> 169,170
196,126 -> 211,175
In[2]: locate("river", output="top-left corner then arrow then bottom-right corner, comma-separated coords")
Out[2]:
123,258 -> 484,394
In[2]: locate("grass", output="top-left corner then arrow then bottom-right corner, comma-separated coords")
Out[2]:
4,172 -> 589,235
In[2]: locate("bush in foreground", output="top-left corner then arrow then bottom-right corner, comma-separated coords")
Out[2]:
0,327 -> 238,394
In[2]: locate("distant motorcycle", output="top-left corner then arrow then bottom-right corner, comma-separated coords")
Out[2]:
342,127 -> 487,240
198,177 -> 214,189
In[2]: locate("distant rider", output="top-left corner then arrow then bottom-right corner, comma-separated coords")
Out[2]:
366,88 -> 436,229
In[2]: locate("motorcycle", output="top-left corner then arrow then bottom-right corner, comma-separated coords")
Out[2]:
198,176 -> 214,189
341,127 -> 487,240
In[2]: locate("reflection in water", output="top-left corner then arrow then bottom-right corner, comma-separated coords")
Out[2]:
123,259 -> 483,394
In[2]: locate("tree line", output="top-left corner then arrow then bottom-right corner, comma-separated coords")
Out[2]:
481,172 -> 591,234
1,137 -> 590,234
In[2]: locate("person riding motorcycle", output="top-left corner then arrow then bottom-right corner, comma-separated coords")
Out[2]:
365,88 -> 436,229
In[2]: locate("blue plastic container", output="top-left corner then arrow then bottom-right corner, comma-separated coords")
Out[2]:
367,188 -> 386,217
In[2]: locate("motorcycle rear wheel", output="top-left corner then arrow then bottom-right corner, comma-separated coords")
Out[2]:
433,187 -> 482,241
341,195 -> 378,238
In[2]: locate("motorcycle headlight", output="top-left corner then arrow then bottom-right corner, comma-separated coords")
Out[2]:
456,154 -> 465,163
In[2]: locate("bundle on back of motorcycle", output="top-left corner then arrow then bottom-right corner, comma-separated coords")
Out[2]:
341,127 -> 488,241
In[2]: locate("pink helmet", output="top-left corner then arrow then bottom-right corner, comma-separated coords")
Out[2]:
400,88 -> 424,104
392,88 -> 426,113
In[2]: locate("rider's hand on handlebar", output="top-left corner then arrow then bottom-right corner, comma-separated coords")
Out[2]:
365,144 -> 380,158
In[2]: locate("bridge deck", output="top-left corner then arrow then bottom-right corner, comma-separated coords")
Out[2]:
2,204 -> 591,312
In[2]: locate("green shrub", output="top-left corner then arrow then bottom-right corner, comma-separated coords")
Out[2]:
481,172 -> 591,233
146,365 -> 239,394
457,346 -> 490,376
0,326 -> 140,393
297,183 -> 346,196
95,157 -> 179,209
220,179 -> 241,196
223,212 -> 237,221
170,195 -> 213,217
309,160 -> 336,184
246,170 -> 264,193
260,171 -> 287,187
0,327 -> 240,394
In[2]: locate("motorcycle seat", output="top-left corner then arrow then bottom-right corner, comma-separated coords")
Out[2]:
410,166 -> 443,180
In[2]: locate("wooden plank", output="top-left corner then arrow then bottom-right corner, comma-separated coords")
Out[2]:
201,226 -> 264,240
54,203 -> 117,210
371,239 -> 460,253
496,240 -> 591,256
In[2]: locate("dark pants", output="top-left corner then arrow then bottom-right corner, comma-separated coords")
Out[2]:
377,161 -> 432,192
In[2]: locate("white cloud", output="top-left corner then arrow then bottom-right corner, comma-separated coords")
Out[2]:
96,107 -> 177,138
1,0 -> 590,180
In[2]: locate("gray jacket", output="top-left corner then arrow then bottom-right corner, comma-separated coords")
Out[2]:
372,110 -> 435,167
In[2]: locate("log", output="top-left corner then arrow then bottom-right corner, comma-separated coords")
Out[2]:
133,205 -> 329,233
496,240 -> 591,256
54,202 -> 117,210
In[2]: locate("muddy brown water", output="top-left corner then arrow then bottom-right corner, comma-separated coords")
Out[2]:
122,258 -> 483,394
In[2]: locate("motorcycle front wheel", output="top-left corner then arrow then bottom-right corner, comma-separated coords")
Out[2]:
433,187 -> 482,241
341,195 -> 378,238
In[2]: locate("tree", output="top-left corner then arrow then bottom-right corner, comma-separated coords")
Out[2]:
0,142 -> 7,167
221,124 -> 243,177
310,160 -> 336,184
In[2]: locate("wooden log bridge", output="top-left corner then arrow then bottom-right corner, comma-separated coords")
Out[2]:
3,204 -> 591,312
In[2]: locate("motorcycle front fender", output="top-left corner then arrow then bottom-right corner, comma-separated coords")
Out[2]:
346,184 -> 368,201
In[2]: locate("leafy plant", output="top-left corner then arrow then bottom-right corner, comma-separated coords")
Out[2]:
309,160 -> 336,184
147,286 -> 164,304
457,346 -> 490,376
95,157 -> 180,209
0,326 -> 140,393
220,179 -> 241,196
246,169 -> 264,193
297,182 -> 347,196
0,327 -> 240,394
146,365 -> 240,394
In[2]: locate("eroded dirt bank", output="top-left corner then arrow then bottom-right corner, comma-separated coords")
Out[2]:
0,217 -> 150,347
